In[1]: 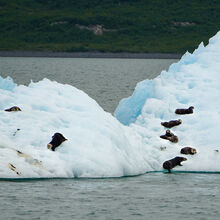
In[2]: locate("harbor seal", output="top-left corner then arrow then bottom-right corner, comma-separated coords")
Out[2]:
47,133 -> 67,151
180,147 -> 197,155
4,106 -> 21,112
175,106 -> 194,115
160,130 -> 178,143
163,156 -> 187,173
161,119 -> 182,128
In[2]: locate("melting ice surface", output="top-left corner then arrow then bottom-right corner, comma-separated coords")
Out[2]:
1,32 -> 220,178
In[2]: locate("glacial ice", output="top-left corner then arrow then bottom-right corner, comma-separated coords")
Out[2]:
1,32 -> 220,178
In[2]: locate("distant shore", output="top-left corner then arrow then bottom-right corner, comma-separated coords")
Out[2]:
0,51 -> 182,59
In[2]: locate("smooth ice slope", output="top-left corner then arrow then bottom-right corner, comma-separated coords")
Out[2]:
1,32 -> 220,178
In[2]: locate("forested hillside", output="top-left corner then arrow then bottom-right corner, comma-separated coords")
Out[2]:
0,0 -> 220,53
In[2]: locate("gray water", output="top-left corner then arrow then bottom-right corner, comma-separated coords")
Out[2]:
1,57 -> 220,220
0,57 -> 176,113
1,174 -> 220,220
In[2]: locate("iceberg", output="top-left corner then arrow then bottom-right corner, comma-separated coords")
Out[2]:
1,32 -> 220,178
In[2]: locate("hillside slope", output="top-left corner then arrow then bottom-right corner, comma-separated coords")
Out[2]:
0,0 -> 220,53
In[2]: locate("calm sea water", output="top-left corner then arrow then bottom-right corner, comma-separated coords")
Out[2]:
1,174 -> 220,220
0,57 -> 176,113
1,57 -> 220,220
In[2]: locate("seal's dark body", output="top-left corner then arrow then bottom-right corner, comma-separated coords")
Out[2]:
48,133 -> 67,151
163,156 -> 187,173
180,147 -> 197,155
161,119 -> 182,128
175,106 -> 194,115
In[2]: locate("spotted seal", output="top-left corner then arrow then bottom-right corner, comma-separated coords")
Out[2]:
180,147 -> 197,155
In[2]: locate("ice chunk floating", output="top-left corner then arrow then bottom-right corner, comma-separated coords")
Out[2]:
1,32 -> 220,178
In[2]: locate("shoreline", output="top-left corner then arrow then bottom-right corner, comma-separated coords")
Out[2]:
0,51 -> 182,59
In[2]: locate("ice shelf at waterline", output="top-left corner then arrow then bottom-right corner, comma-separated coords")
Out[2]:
1,32 -> 220,178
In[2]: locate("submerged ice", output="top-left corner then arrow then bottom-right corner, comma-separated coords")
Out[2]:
1,32 -> 220,178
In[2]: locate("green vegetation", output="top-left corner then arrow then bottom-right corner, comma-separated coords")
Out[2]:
0,0 -> 220,53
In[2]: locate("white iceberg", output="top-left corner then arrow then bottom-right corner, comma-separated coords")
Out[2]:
1,32 -> 220,178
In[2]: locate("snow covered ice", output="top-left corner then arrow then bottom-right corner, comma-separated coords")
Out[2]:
1,32 -> 220,178
0,79 -> 149,178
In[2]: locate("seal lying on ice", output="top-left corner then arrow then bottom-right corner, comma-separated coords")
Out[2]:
47,133 -> 67,151
160,130 -> 178,143
4,106 -> 21,112
175,106 -> 194,115
180,147 -> 197,155
163,156 -> 187,173
161,119 -> 182,128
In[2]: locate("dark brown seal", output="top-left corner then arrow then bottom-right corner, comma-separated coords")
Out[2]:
47,133 -> 67,151
5,106 -> 21,112
161,119 -> 182,128
180,147 -> 197,155
160,130 -> 178,143
175,106 -> 194,115
163,156 -> 187,173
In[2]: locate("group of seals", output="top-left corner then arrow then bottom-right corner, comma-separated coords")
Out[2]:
161,106 -> 196,173
162,147 -> 197,173
4,106 -> 67,152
